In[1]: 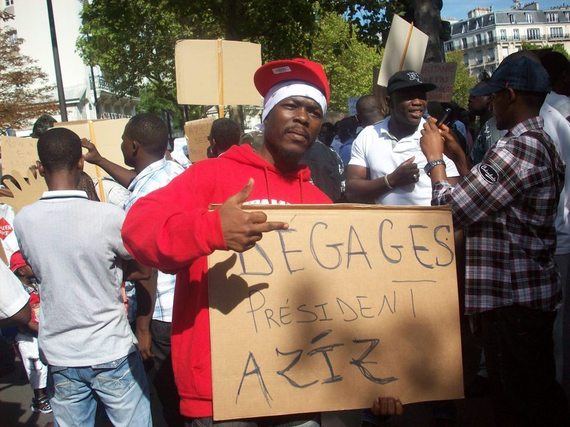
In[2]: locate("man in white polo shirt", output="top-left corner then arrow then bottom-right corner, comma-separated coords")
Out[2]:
346,70 -> 459,205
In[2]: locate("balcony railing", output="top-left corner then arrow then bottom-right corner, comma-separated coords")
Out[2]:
89,76 -> 114,92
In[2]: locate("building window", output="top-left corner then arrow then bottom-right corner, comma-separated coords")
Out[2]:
500,29 -> 507,41
513,29 -> 520,40
525,13 -> 533,23
509,14 -> 516,24
488,31 -> 494,43
566,12 -> 570,20
550,27 -> 563,39
476,51 -> 483,64
463,53 -> 469,66
462,23 -> 467,33
547,12 -> 559,23
487,49 -> 495,62
527,28 -> 540,40
476,34 -> 482,46
462,37 -> 468,49
5,0 -> 13,5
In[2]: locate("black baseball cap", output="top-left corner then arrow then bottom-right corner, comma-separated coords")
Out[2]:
387,70 -> 436,95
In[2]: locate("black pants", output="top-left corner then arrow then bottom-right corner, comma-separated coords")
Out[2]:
147,319 -> 184,426
480,305 -> 570,427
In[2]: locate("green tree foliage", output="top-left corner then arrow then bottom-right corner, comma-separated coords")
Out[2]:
78,0 -> 439,120
312,12 -> 381,113
521,42 -> 570,60
0,25 -> 56,130
78,0 -> 192,98
446,51 -> 477,108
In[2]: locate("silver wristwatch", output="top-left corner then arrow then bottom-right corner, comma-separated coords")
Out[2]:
424,159 -> 445,177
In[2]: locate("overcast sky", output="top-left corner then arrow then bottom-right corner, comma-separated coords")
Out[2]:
441,0 -> 567,20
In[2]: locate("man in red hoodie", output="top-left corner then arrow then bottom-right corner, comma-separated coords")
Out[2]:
122,59 -> 331,426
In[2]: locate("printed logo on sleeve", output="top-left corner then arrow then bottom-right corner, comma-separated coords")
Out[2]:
478,163 -> 499,184
0,218 -> 13,240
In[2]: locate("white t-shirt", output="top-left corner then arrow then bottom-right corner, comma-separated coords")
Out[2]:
540,103 -> 570,255
0,261 -> 29,320
545,91 -> 570,120
349,117 -> 459,206
0,204 -> 20,262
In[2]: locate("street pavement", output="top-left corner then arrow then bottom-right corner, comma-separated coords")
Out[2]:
0,360 -> 53,427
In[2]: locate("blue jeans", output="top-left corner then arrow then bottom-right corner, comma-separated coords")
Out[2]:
48,351 -> 152,427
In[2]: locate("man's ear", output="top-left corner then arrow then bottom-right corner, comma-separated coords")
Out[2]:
506,87 -> 517,103
77,157 -> 84,171
132,140 -> 140,156
36,161 -> 45,177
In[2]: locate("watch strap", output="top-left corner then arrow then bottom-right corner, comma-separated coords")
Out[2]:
424,159 -> 445,176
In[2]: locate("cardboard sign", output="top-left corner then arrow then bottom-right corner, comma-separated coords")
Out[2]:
184,117 -> 214,163
208,205 -> 464,421
377,15 -> 428,87
0,169 -> 48,213
421,63 -> 458,102
1,136 -> 38,177
54,119 -> 130,200
55,119 -> 129,179
175,39 -> 262,106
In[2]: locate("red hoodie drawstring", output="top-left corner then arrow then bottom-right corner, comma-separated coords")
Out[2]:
263,166 -> 271,201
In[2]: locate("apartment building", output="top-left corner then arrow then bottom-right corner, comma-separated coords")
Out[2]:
1,0 -> 137,126
444,1 -> 570,77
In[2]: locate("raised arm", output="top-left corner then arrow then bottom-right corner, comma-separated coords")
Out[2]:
81,138 -> 136,188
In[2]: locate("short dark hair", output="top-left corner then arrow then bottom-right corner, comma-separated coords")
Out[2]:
37,128 -> 82,173
31,114 -> 56,138
210,118 -> 241,154
539,51 -> 570,84
356,95 -> 383,126
77,171 -> 100,201
124,113 -> 168,158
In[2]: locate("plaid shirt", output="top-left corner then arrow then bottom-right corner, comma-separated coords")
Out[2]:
432,117 -> 565,314
125,159 -> 185,322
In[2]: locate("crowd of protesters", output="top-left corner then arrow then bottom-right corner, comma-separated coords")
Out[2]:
1,49 -> 570,427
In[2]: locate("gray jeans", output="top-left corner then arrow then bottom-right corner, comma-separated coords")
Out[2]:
185,413 -> 320,427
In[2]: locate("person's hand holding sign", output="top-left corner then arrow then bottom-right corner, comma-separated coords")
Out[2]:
219,178 -> 288,252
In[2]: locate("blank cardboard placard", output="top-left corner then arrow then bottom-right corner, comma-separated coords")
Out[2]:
55,119 -> 129,201
377,15 -> 428,87
208,205 -> 464,421
421,62 -> 458,102
55,119 -> 129,177
175,39 -> 262,106
1,136 -> 38,176
184,118 -> 214,163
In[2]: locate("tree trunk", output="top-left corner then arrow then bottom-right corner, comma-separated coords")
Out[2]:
413,0 -> 445,63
